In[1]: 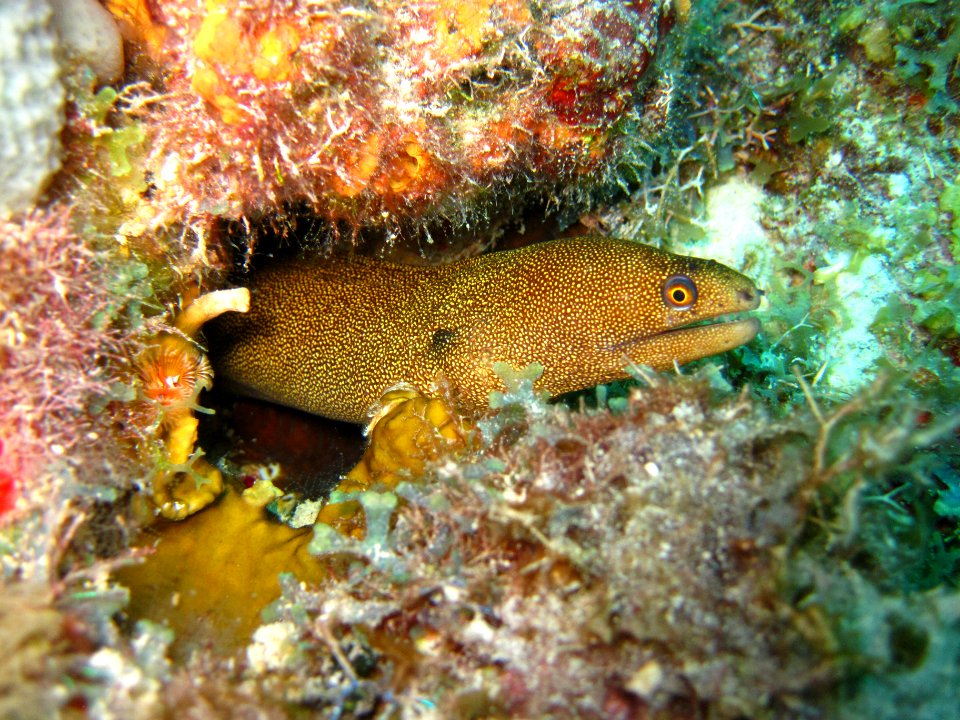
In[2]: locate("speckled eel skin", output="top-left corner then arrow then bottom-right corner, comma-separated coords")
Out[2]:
206,236 -> 761,424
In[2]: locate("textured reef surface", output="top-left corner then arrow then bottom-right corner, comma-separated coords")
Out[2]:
1,0 -> 959,718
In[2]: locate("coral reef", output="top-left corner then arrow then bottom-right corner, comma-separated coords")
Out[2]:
107,0 -> 677,235
0,0 -> 958,718
295,372 -> 820,718
595,0 -> 960,400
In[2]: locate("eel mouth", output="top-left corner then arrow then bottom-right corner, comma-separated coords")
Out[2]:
604,314 -> 760,366
657,315 -> 761,348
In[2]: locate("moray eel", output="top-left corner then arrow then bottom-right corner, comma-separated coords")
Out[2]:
206,235 -> 761,424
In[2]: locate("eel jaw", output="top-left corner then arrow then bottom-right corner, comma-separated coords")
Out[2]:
608,316 -> 761,370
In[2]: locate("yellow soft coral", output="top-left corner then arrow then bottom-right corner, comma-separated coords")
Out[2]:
117,483 -> 324,659
317,385 -> 473,537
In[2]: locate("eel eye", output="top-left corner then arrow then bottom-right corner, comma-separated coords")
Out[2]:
663,275 -> 697,310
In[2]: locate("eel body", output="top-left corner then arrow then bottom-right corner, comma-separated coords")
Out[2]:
206,236 -> 761,423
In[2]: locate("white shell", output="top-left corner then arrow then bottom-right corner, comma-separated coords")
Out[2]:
0,0 -> 64,216
51,0 -> 125,85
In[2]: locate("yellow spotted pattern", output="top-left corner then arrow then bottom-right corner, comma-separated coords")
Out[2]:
206,235 -> 760,423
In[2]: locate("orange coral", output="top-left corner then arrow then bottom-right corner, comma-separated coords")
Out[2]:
112,0 -> 675,231
105,0 -> 168,59
329,132 -> 383,199
188,2 -> 305,123
374,130 -> 449,203
253,23 -> 301,82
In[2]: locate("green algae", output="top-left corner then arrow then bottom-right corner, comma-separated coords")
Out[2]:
309,490 -> 404,578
